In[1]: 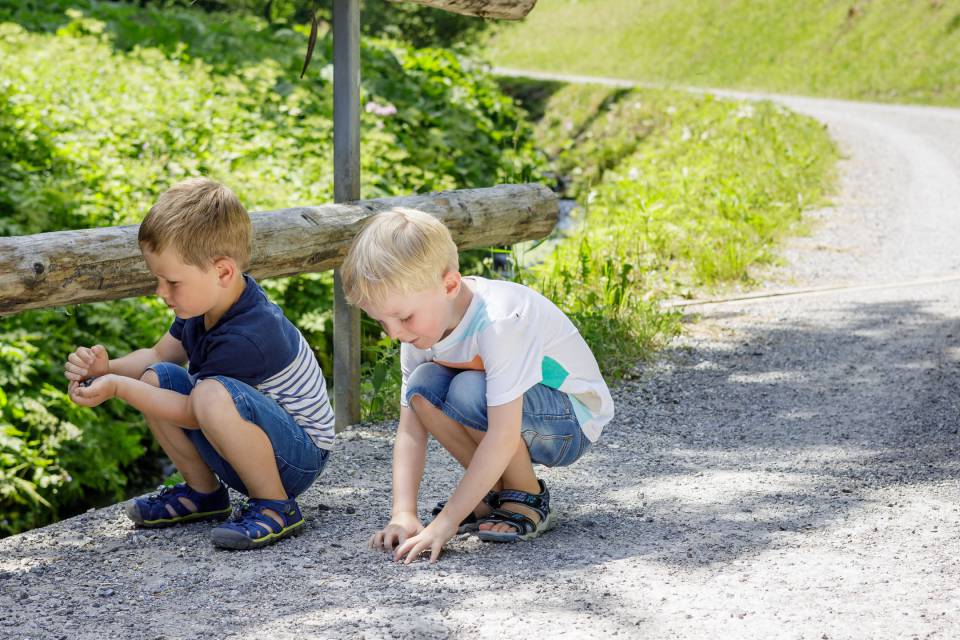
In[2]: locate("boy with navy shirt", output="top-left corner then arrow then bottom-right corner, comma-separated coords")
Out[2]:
64,178 -> 333,549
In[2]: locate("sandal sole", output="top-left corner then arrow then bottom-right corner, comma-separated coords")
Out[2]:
477,511 -> 557,543
210,518 -> 306,550
125,501 -> 232,528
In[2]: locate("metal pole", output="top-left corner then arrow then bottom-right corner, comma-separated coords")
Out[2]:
332,0 -> 361,430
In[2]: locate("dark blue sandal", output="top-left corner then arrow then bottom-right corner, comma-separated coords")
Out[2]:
125,483 -> 231,528
477,479 -> 556,542
209,497 -> 305,550
429,490 -> 499,534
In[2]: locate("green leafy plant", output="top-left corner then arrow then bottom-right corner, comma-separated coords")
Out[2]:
0,1 -> 541,535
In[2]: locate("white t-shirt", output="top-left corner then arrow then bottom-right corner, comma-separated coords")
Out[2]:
400,276 -> 614,442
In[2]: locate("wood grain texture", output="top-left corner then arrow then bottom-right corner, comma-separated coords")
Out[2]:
0,184 -> 558,315
388,0 -> 536,19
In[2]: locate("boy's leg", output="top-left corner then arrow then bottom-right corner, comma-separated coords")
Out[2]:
185,376 -> 327,549
139,368 -> 221,516
412,371 -> 584,534
408,369 -> 541,526
189,379 -> 288,527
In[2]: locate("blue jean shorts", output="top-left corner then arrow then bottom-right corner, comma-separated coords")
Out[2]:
149,362 -> 329,499
405,362 -> 591,467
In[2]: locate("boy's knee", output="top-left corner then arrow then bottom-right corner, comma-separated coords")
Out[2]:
446,371 -> 485,411
140,369 -> 160,387
406,362 -> 445,390
190,378 -> 235,427
409,393 -> 435,417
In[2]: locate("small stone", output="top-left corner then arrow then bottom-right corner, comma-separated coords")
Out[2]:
344,506 -> 356,514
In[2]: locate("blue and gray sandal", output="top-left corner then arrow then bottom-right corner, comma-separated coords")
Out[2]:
477,479 -> 556,542
125,483 -> 232,528
429,490 -> 500,534
209,497 -> 305,550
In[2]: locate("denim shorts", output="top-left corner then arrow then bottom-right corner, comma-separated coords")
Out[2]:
405,362 -> 591,467
149,362 -> 329,498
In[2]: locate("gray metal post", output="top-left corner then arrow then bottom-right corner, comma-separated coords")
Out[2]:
332,0 -> 361,430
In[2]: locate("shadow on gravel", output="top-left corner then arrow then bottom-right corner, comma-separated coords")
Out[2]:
2,300 -> 959,638
552,297 -> 960,569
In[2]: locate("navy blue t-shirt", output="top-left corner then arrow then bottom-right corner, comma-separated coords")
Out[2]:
169,275 -> 299,385
167,274 -> 336,449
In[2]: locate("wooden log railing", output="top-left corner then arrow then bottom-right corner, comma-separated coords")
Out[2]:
0,184 -> 558,424
388,0 -> 537,19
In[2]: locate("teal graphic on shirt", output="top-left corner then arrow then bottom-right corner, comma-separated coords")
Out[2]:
541,356 -> 569,388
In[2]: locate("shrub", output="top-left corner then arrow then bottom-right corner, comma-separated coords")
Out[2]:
0,2 -> 542,535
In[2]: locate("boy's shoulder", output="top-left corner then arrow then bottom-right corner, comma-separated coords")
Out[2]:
216,276 -> 299,344
468,276 -> 556,323
175,276 -> 302,378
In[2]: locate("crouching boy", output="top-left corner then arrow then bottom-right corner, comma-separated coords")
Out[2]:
64,178 -> 335,549
341,207 -> 614,564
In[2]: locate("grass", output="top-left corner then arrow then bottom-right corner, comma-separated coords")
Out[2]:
509,80 -> 839,376
487,0 -> 960,106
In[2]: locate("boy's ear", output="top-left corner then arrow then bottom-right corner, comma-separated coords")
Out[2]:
213,257 -> 238,286
442,269 -> 462,296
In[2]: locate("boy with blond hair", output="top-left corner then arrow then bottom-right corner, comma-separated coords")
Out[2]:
64,178 -> 334,549
342,207 -> 613,564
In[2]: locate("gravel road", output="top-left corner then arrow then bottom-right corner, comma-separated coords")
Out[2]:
1,85 -> 959,640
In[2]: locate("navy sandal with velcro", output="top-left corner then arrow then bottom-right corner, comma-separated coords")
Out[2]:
429,490 -> 500,534
477,479 -> 556,543
209,497 -> 305,550
125,482 -> 231,528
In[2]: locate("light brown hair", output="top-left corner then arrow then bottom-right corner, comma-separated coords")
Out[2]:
138,178 -> 252,269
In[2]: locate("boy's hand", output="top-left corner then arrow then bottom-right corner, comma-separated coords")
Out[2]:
64,345 -> 110,383
369,512 -> 423,551
68,374 -> 119,407
392,516 -> 458,565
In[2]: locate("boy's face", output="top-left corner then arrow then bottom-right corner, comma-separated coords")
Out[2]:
142,247 -> 226,320
362,272 -> 463,350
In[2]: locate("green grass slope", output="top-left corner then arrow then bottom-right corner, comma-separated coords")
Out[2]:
488,0 -> 960,105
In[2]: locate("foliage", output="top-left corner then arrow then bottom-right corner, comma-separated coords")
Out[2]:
115,0 -> 490,49
487,0 -> 960,107
0,1 -> 540,535
516,84 -> 838,375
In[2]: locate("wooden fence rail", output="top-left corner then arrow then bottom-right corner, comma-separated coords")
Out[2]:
0,184 -> 558,316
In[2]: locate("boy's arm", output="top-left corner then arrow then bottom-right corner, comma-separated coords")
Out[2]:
69,375 -> 199,427
108,333 -> 187,379
66,333 -> 187,383
393,397 -> 523,564
370,405 -> 429,550
390,406 -> 429,517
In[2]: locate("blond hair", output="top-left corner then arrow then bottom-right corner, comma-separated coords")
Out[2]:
341,207 -> 459,308
138,178 -> 252,269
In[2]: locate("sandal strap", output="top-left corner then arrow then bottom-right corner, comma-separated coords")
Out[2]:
219,498 -> 300,539
430,490 -> 500,519
140,484 -> 205,519
497,479 -> 550,513
480,508 -> 539,535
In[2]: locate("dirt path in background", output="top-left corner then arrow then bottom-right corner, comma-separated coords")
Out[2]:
2,81 -> 959,640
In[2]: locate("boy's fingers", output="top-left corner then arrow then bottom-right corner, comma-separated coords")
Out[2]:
92,344 -> 106,357
369,532 -> 382,549
393,538 -> 413,562
78,347 -> 95,363
402,540 -> 428,565
429,543 -> 442,564
64,364 -> 83,380
388,529 -> 407,548
66,353 -> 87,369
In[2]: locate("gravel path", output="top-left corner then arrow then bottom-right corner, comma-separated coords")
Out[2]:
2,86 -> 960,640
